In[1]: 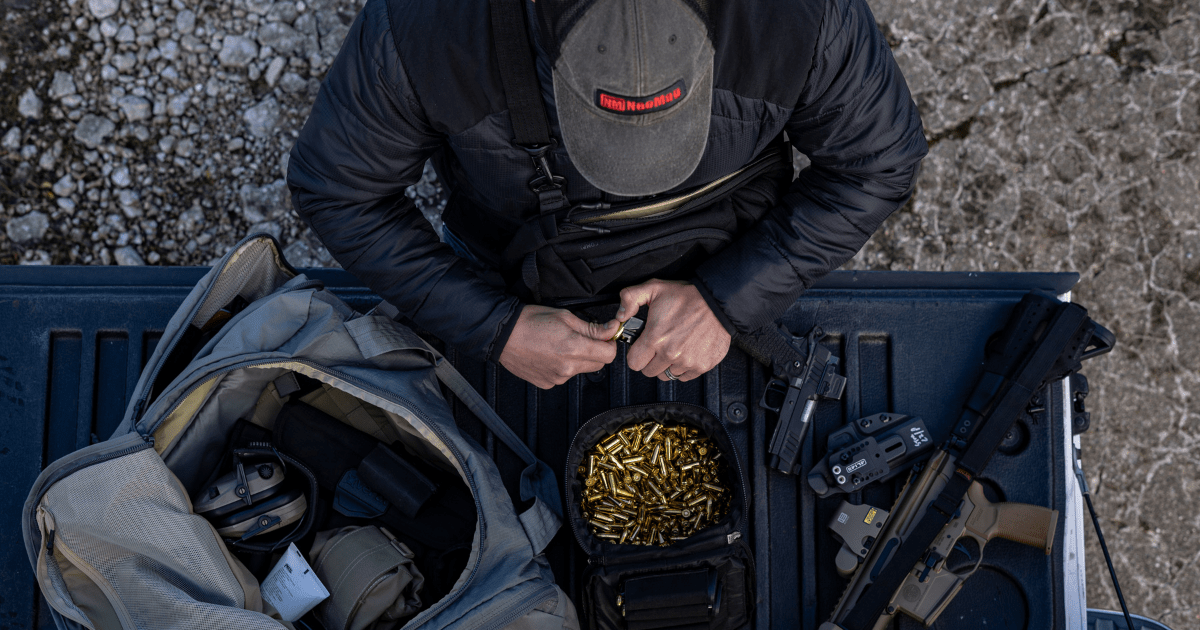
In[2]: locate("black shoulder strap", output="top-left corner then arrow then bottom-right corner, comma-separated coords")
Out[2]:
489,0 -> 552,148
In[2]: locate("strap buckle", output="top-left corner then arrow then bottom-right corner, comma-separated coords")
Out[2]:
522,141 -> 565,192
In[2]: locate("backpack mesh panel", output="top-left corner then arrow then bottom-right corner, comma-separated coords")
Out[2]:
534,0 -> 711,63
41,448 -> 283,629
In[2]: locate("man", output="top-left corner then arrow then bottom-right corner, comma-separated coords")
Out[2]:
287,0 -> 927,389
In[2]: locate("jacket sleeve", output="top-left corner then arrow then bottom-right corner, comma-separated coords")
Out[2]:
287,0 -> 523,361
691,0 -> 928,333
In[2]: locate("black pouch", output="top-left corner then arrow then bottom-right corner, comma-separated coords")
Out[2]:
478,142 -> 794,307
565,403 -> 754,630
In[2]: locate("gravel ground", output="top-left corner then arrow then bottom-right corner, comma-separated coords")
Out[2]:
1,0 -> 1198,627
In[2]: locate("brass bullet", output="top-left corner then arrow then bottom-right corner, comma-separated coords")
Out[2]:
628,464 -> 650,477
645,423 -> 661,443
588,456 -> 597,478
650,444 -> 661,465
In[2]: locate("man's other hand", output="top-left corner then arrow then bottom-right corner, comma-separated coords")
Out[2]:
500,305 -> 619,389
616,279 -> 731,382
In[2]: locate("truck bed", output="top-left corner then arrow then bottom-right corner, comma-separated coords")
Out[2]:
0,267 -> 1084,630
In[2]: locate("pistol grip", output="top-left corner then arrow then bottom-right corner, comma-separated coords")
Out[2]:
965,483 -> 1059,554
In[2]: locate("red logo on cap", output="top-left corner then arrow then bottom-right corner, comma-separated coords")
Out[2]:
595,81 -> 687,116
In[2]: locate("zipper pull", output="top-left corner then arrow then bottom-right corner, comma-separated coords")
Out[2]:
131,398 -> 145,421
46,529 -> 56,552
573,224 -> 612,235
727,531 -> 742,544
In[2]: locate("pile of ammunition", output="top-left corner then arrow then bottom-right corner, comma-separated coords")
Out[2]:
578,422 -> 730,546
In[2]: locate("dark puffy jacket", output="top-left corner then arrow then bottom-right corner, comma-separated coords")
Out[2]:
287,0 -> 927,362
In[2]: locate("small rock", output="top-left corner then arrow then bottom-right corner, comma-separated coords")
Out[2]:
117,95 -> 152,121
1,127 -> 20,150
62,94 -> 84,108
99,18 -> 119,38
101,65 -> 118,81
74,114 -> 116,147
179,206 -> 205,232
21,145 -> 38,160
56,197 -> 77,214
118,193 -> 142,219
175,9 -> 195,34
112,52 -> 137,72
111,165 -> 132,187
38,151 -> 56,171
257,22 -> 304,54
218,35 -> 258,68
115,24 -> 136,43
228,137 -> 245,151
158,135 -> 176,152
49,71 -> 77,99
279,151 -> 290,178
267,1 -> 298,24
167,93 -> 190,117
244,97 -> 280,139
279,71 -> 306,93
52,174 -> 75,197
245,0 -> 273,15
18,88 -> 42,119
114,246 -> 145,265
88,0 -> 119,19
175,137 -> 195,157
6,211 -> 50,243
264,56 -> 286,86
160,39 -> 179,60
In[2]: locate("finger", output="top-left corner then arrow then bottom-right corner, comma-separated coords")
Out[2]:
583,318 -> 621,341
617,281 -> 657,322
627,339 -> 654,372
641,354 -> 673,380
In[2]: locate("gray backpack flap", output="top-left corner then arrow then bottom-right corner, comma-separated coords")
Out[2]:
23,234 -> 579,630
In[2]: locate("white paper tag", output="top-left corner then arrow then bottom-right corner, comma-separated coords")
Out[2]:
260,543 -> 329,622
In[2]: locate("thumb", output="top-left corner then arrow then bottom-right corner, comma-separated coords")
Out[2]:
617,281 -> 657,322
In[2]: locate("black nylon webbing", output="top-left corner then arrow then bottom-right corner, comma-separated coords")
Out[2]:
840,302 -> 1092,630
490,0 -> 552,147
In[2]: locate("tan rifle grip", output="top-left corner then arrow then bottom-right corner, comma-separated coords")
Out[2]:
965,482 -> 1059,554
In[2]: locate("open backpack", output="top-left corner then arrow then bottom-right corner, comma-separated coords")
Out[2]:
22,234 -> 579,630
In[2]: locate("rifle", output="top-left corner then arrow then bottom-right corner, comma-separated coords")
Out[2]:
823,450 -> 1058,627
821,293 -> 1114,630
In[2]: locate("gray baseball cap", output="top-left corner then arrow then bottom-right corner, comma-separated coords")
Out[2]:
541,0 -> 714,197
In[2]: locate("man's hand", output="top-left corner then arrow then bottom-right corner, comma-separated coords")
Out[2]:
500,305 -> 619,389
616,279 -> 731,381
